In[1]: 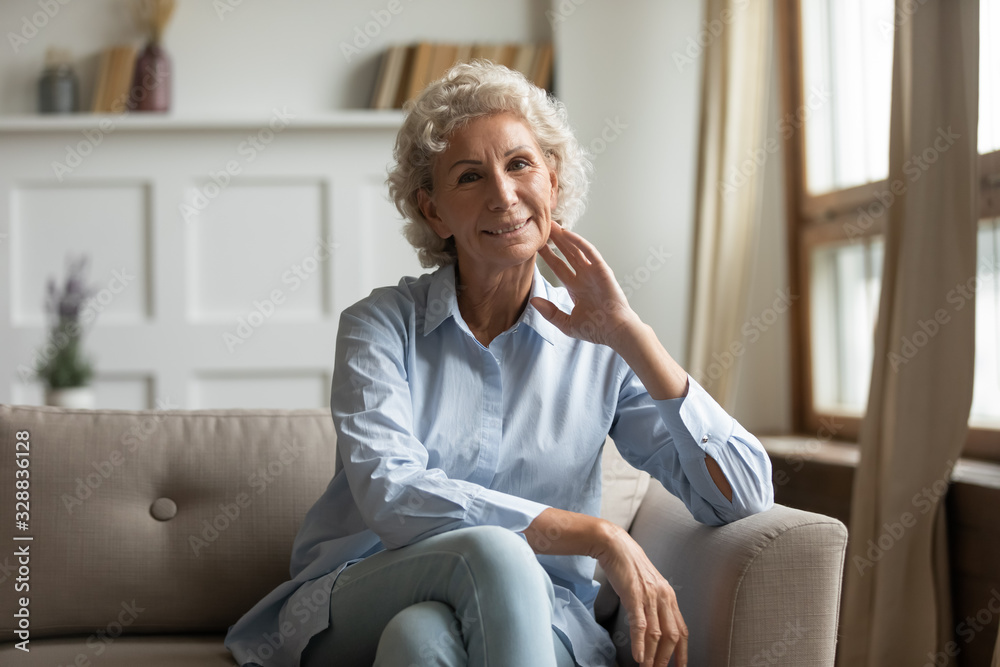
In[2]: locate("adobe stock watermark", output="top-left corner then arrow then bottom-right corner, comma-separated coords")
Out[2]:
223,237 -> 339,353
772,416 -> 844,487
8,0 -> 74,54
587,116 -> 628,158
924,588 -> 1000,666
179,107 -> 296,223
618,245 -> 672,299
48,600 -> 145,663
189,440 -> 305,556
749,619 -> 806,666
878,0 -> 931,41
672,0 -> 750,72
692,287 -> 799,390
845,126 -> 960,242
244,576 -> 334,664
50,66 -> 169,181
888,253 -> 999,372
718,84 -> 830,199
546,0 -> 588,27
853,458 -> 956,575
339,0 -> 415,62
18,267 -> 136,385
213,0 -> 245,20
60,396 -> 179,513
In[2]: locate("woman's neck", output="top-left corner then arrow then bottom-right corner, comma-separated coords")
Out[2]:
455,259 -> 535,347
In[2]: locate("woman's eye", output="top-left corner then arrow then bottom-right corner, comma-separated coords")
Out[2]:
458,172 -> 480,184
509,158 -> 530,171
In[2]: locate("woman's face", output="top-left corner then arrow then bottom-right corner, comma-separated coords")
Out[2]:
418,112 -> 558,276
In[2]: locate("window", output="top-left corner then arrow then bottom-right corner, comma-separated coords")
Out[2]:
779,0 -> 1000,458
799,0 -> 893,194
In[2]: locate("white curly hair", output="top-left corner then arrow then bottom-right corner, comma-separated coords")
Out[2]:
387,60 -> 592,269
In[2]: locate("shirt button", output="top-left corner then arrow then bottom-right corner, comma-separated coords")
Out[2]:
701,435 -> 709,443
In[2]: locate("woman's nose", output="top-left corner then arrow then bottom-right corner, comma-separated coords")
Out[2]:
486,173 -> 518,210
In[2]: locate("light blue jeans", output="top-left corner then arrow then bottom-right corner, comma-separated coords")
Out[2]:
300,525 -> 577,667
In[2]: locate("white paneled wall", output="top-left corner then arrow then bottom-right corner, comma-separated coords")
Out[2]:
0,115 -> 425,409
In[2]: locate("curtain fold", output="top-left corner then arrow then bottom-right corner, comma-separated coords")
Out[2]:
686,0 -> 772,410
836,1 -> 980,665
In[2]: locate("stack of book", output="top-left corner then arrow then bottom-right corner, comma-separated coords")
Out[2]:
91,46 -> 137,113
370,42 -> 554,110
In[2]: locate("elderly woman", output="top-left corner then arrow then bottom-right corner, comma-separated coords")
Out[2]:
225,61 -> 773,667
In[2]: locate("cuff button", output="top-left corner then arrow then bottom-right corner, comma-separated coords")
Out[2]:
701,435 -> 709,443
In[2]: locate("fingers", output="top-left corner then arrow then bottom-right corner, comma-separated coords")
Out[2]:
626,586 -> 688,667
651,598 -> 677,667
674,620 -> 689,667
549,221 -> 605,266
547,222 -> 591,268
643,599 -> 661,667
652,591 -> 688,667
529,297 -> 571,333
538,243 -> 576,285
629,605 -> 647,665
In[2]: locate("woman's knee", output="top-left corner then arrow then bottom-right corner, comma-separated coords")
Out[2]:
375,601 -> 465,667
441,526 -> 552,597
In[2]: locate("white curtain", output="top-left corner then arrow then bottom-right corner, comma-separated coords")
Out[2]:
837,1 -> 980,665
687,0 -> 773,409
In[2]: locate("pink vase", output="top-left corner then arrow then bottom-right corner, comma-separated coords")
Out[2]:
128,42 -> 171,112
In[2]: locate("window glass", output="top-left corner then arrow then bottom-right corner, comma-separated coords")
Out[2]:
980,0 -> 999,154
800,0 -> 894,193
809,237 -> 883,414
810,221 -> 1000,425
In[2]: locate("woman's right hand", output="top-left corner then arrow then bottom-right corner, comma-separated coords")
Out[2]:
595,524 -> 688,667
523,508 -> 687,666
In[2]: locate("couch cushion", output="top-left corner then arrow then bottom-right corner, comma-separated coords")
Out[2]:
0,634 -> 236,666
0,405 -> 337,640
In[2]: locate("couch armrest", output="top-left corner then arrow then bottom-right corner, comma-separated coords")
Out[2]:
610,482 -> 847,667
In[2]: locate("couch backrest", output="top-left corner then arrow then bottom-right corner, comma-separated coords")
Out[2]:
0,405 -> 337,640
0,404 -> 650,641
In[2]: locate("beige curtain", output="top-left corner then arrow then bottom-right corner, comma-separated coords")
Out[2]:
837,1 -> 980,665
687,0 -> 772,409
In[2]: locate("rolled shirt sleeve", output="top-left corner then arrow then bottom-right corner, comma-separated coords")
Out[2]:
610,369 -> 774,526
333,299 -> 549,550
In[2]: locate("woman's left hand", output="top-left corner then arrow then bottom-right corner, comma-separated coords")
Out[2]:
531,222 -> 641,350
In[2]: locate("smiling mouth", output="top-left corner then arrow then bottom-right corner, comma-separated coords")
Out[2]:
484,220 -> 529,235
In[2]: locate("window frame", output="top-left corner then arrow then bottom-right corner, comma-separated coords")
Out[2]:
776,0 -> 1000,459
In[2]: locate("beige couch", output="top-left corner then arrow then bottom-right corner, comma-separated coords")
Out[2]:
0,404 -> 848,666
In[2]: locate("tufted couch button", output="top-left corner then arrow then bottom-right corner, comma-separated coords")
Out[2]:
150,497 -> 178,521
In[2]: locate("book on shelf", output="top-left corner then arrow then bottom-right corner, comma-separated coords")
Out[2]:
92,45 -> 137,113
370,44 -> 408,109
369,42 -> 554,110
531,43 -> 554,92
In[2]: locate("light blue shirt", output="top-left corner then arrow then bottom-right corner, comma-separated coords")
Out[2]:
225,262 -> 774,667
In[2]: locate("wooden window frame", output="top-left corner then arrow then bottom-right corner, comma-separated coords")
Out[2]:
776,0 -> 1000,460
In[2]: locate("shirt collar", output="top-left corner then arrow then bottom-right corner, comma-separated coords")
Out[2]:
422,262 -> 559,346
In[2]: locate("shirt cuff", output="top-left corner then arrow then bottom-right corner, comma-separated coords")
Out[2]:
654,374 -> 736,463
468,486 -> 551,533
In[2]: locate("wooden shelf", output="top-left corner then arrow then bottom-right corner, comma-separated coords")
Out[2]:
0,111 -> 406,133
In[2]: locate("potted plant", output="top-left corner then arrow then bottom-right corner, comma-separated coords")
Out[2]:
35,255 -> 97,408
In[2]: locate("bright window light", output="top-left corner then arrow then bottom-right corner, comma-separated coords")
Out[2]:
800,0 -> 894,194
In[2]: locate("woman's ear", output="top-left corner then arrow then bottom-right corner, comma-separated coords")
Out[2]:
417,189 -> 451,240
548,168 -> 559,210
